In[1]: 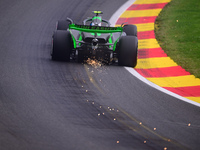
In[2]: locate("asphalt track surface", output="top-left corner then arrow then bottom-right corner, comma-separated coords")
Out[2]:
0,0 -> 200,149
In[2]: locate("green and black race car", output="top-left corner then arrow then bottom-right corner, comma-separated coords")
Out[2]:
51,11 -> 138,67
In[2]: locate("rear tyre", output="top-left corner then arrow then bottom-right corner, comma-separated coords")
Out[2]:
51,30 -> 72,61
123,25 -> 137,37
56,20 -> 70,30
118,36 -> 138,67
78,50 -> 85,63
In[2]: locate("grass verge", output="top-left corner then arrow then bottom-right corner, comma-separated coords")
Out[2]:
155,0 -> 200,78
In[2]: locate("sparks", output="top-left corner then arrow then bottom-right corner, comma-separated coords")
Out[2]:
86,58 -> 102,68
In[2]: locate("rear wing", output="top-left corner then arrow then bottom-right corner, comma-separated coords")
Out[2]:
68,24 -> 123,50
68,24 -> 123,33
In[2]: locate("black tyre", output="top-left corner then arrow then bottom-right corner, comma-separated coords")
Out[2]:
123,25 -> 137,37
78,50 -> 85,63
51,30 -> 72,61
118,36 -> 138,67
56,20 -> 70,30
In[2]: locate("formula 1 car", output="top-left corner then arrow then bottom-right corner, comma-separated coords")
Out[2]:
51,11 -> 138,67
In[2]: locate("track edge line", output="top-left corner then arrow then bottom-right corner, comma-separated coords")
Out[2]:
125,67 -> 200,107
109,0 -> 200,107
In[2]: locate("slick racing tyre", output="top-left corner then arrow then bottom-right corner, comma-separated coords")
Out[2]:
56,20 -> 70,30
78,50 -> 84,63
51,30 -> 72,61
123,25 -> 137,37
118,36 -> 138,67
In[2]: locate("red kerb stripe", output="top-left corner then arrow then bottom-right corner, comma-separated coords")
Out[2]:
138,30 -> 155,39
163,86 -> 200,97
135,66 -> 191,77
116,16 -> 157,25
138,47 -> 167,58
127,3 -> 168,10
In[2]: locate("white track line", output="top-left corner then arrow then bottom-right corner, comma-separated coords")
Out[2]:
125,67 -> 200,107
109,0 -> 200,107
109,0 -> 136,26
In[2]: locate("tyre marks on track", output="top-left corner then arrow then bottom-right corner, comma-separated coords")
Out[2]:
116,0 -> 200,104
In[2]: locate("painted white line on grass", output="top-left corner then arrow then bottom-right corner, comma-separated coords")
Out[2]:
109,0 -> 200,107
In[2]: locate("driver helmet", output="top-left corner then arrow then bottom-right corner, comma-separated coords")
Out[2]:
90,16 -> 102,26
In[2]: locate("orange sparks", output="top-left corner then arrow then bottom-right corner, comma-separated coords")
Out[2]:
86,58 -> 102,68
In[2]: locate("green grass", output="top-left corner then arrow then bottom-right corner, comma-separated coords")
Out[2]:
155,0 -> 200,78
